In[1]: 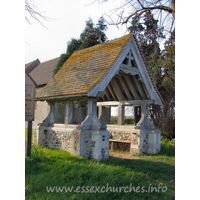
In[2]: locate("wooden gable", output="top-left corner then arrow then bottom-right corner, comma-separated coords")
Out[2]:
36,34 -> 163,105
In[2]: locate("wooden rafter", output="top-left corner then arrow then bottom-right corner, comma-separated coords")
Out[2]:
107,84 -> 118,101
132,75 -> 147,99
117,76 -> 133,100
110,78 -> 126,101
104,88 -> 113,101
124,75 -> 141,100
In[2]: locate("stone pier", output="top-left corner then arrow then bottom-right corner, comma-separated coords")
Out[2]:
71,98 -> 109,161
34,34 -> 163,160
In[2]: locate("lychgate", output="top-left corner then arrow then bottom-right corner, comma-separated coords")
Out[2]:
34,34 -> 163,161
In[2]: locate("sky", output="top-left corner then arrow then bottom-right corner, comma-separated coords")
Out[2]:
25,0 -> 129,63
25,0 -> 134,116
1,2 -> 199,196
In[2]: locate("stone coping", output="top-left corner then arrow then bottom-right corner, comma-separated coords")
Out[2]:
34,123 -> 136,130
35,123 -> 80,129
109,139 -> 131,143
107,124 -> 136,131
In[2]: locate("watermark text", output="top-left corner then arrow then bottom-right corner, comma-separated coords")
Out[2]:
46,183 -> 168,193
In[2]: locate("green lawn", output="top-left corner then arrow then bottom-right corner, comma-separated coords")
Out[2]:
25,128 -> 27,141
25,128 -> 33,141
25,136 -> 175,199
109,123 -> 135,126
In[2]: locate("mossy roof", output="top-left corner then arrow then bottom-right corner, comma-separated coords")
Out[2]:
36,34 -> 132,100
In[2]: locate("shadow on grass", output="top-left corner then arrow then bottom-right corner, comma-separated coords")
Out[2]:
26,146 -> 175,200
105,157 -> 174,179
158,143 -> 175,157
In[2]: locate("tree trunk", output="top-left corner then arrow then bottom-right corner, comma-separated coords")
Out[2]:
171,0 -> 175,19
134,106 -> 141,125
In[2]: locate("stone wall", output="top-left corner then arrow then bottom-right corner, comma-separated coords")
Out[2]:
33,124 -> 109,161
109,131 -> 131,141
33,125 -> 77,153
33,124 -> 160,156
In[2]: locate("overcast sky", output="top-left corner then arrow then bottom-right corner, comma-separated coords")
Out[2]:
25,0 -> 129,63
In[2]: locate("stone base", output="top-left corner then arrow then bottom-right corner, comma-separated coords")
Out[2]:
130,128 -> 161,154
33,124 -> 160,158
109,140 -> 130,151
33,124 -> 78,152
33,124 -> 109,161
71,128 -> 109,161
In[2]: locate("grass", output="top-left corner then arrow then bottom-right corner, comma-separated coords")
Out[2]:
25,136 -> 175,199
110,116 -> 135,126
25,128 -> 27,141
25,128 -> 34,142
109,123 -> 135,126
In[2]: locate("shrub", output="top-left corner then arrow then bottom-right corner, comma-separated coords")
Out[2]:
124,116 -> 134,125
110,116 -> 118,124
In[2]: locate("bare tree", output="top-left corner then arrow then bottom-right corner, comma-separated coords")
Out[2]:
25,0 -> 48,26
98,0 -> 175,34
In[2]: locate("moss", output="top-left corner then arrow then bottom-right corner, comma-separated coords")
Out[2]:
36,34 -> 132,99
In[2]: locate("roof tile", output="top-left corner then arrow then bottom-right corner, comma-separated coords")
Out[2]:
36,34 -> 132,99
29,57 -> 59,86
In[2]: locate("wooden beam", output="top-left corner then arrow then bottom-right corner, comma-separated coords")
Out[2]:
128,51 -> 131,66
64,101 -> 74,124
104,88 -> 113,101
132,75 -> 147,99
117,76 -> 133,100
120,63 -> 140,74
110,78 -> 126,101
140,81 -> 150,99
107,84 -> 118,101
118,104 -> 125,125
97,99 -> 155,106
124,76 -> 141,100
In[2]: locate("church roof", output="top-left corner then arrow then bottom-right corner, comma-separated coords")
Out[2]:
36,34 -> 163,105
25,57 -> 59,86
30,57 -> 59,86
36,34 -> 132,99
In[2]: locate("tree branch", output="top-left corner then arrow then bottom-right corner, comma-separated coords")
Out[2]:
137,0 -> 145,8
25,0 -> 48,27
97,0 -> 175,33
120,4 -> 174,25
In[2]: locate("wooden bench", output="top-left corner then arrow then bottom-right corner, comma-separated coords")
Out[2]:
109,139 -> 131,151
